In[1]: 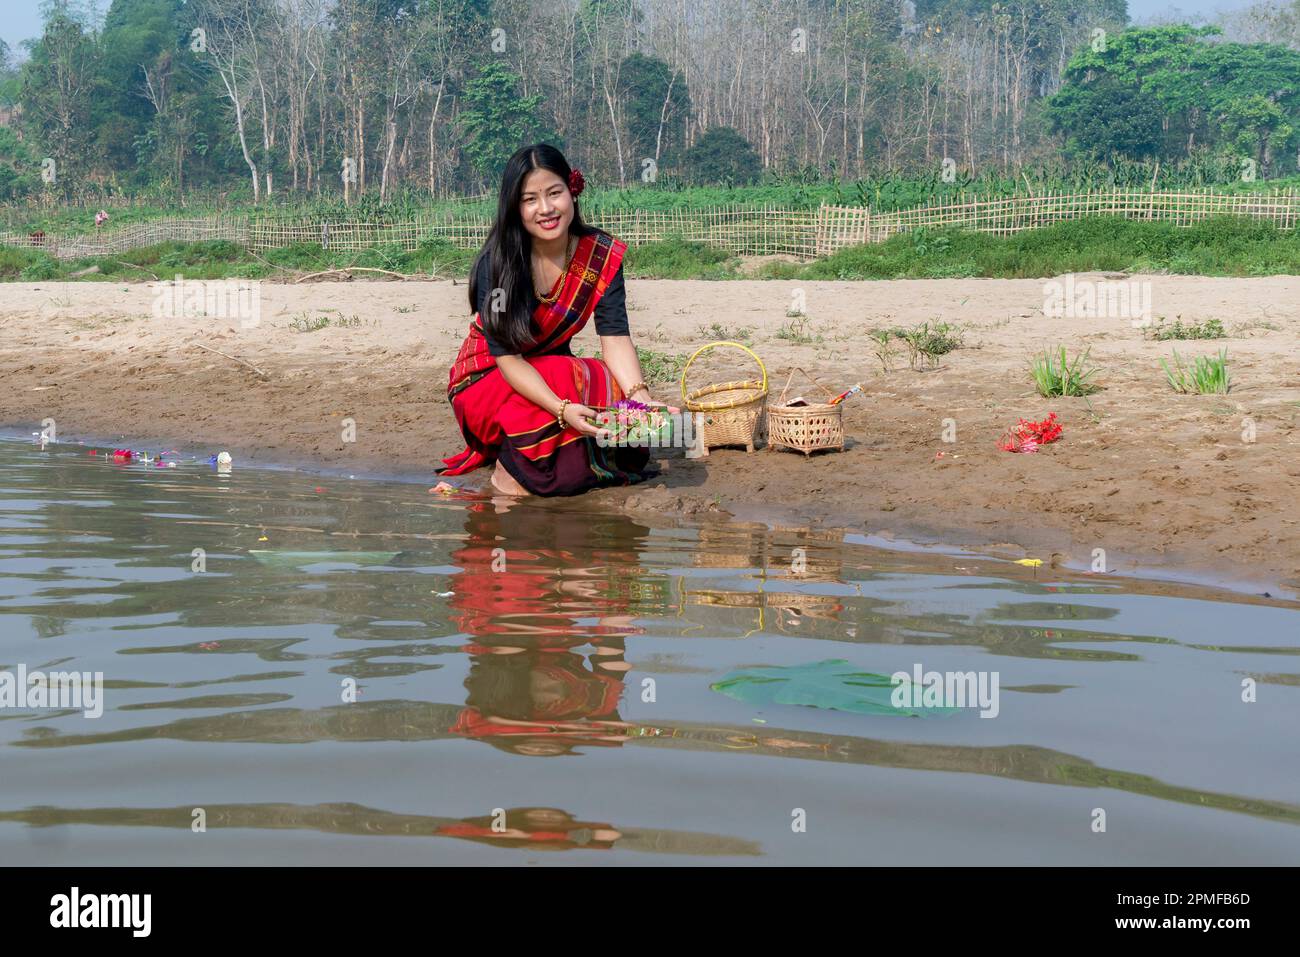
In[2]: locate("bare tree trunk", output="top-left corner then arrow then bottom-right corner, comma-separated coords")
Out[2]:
427,78 -> 444,195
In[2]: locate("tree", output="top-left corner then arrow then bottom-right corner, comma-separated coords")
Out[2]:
193,0 -> 264,201
1198,43 -> 1300,174
1044,75 -> 1165,160
97,0 -> 187,179
12,0 -> 1300,203
1046,25 -> 1300,173
619,52 -> 690,179
18,2 -> 101,198
683,126 -> 762,185
0,128 -> 42,201
457,61 -> 552,183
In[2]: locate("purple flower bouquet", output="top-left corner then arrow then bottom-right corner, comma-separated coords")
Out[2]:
592,399 -> 674,446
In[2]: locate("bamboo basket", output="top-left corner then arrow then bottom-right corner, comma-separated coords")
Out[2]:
680,341 -> 768,453
766,367 -> 845,455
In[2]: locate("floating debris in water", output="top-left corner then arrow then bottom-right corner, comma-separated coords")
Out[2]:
711,660 -> 956,717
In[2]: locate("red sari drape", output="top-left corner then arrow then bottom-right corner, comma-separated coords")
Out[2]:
438,230 -> 649,496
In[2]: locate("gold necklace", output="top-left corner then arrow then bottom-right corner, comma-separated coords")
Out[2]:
534,236 -> 576,304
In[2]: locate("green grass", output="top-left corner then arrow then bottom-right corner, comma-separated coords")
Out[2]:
0,237 -> 475,282
623,237 -> 742,279
5,214 -> 1300,284
1031,346 -> 1101,397
782,216 -> 1300,280
9,157 -> 1296,231
1147,317 -> 1227,340
1162,348 -> 1231,394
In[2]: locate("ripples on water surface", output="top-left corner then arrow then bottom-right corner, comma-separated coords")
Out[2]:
0,438 -> 1297,865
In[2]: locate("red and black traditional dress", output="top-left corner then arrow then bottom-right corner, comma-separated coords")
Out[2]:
439,229 -> 650,496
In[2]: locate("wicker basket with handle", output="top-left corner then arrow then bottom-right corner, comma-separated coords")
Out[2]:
766,367 -> 845,455
680,341 -> 768,453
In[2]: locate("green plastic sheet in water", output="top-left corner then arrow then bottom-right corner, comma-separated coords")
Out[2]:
710,659 -> 958,717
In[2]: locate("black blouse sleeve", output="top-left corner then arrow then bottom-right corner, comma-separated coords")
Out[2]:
592,262 -> 630,337
484,332 -> 514,357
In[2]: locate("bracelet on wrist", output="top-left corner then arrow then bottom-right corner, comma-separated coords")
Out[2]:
556,398 -> 569,427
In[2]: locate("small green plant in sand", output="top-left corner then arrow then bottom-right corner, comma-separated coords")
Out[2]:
869,328 -> 899,372
636,347 -> 688,384
1030,345 -> 1101,397
776,314 -> 820,344
289,311 -> 362,332
898,320 -> 964,369
1148,317 -> 1226,341
289,314 -> 331,333
1161,348 -> 1230,394
697,321 -> 753,343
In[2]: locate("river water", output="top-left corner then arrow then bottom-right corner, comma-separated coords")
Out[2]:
1,437 -> 1296,864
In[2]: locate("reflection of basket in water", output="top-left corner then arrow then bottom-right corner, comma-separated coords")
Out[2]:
691,524 -> 846,582
764,592 -> 845,622
766,526 -> 846,582
694,588 -> 844,619
691,524 -> 770,570
681,341 -> 768,453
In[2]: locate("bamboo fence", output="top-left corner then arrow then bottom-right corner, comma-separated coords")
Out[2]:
0,216 -> 252,260
4,188 -> 1297,263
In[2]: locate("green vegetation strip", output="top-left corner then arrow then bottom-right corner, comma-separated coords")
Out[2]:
3,215 -> 1298,282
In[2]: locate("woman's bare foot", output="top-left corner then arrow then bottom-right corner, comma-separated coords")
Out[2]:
491,461 -> 529,496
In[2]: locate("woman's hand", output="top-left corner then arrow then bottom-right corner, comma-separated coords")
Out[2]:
625,384 -> 680,415
637,395 -> 681,415
562,401 -> 612,440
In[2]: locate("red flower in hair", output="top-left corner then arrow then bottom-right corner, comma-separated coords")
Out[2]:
567,168 -> 586,198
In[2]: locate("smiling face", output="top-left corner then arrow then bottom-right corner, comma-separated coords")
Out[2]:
518,168 -> 573,243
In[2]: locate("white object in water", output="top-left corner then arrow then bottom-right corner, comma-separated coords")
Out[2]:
216,452 -> 232,466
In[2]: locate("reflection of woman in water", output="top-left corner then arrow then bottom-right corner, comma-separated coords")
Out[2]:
436,807 -> 622,850
446,501 -> 656,755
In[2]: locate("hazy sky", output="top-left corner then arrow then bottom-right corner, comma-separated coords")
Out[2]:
0,0 -> 1261,58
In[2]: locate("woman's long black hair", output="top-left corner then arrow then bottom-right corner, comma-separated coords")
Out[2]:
469,143 -> 599,354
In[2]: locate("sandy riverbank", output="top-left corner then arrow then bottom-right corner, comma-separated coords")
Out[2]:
2,272 -> 1297,593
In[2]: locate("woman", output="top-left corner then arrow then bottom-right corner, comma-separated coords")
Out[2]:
439,143 -> 670,496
